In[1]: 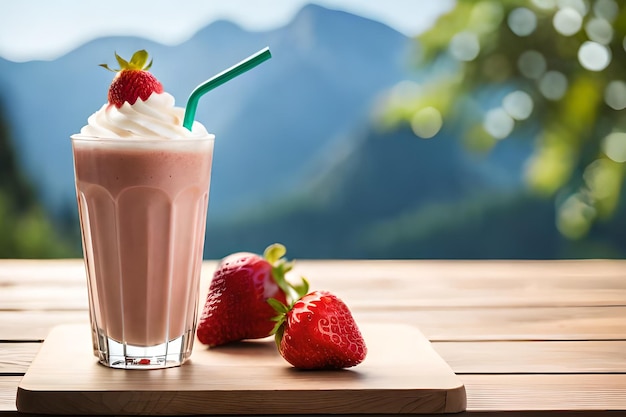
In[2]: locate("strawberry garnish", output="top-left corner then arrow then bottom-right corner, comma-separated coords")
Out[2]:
270,290 -> 367,369
197,244 -> 306,347
100,50 -> 163,108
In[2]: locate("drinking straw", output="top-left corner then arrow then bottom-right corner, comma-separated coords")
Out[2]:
183,47 -> 272,130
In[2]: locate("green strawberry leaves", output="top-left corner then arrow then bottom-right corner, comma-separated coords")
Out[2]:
267,298 -> 289,349
264,243 -> 310,345
264,243 -> 287,264
263,243 -> 308,304
290,277 -> 309,301
100,50 -> 153,72
128,50 -> 152,70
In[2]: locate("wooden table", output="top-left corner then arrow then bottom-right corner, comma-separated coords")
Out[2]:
1,259 -> 625,415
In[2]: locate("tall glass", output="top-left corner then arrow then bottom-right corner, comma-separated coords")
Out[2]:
71,135 -> 214,369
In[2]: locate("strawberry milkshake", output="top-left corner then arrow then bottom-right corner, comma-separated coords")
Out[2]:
72,51 -> 214,369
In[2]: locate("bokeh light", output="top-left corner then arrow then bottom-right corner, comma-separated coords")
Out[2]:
449,31 -> 480,61
584,158 -> 620,201
593,0 -> 618,21
518,50 -> 547,79
585,18 -> 613,44
604,80 -> 626,110
411,107 -> 443,139
483,107 -> 514,139
553,7 -> 583,36
469,1 -> 504,34
531,0 -> 556,10
558,0 -> 588,16
502,90 -> 534,120
578,41 -> 611,71
389,80 -> 422,103
508,8 -> 537,37
394,0 -> 626,245
557,193 -> 595,239
539,71 -> 568,100
602,132 -> 626,163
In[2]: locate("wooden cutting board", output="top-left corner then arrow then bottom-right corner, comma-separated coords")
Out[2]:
16,323 -> 466,415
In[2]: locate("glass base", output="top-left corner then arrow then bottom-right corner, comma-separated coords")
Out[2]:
93,328 -> 194,369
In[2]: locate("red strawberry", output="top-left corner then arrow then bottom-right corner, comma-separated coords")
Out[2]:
270,290 -> 367,369
197,244 -> 304,347
100,50 -> 163,108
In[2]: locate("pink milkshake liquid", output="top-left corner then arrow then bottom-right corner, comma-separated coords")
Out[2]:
71,135 -> 214,369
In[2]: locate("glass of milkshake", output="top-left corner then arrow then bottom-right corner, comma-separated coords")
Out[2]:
71,51 -> 214,369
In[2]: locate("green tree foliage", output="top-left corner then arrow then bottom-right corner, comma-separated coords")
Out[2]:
0,98 -> 77,258
383,0 -> 626,239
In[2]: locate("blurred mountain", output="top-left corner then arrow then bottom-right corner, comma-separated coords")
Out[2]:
0,4 -> 412,218
204,122 -> 537,258
204,118 -> 626,260
0,96 -> 77,258
3,3 -> 584,259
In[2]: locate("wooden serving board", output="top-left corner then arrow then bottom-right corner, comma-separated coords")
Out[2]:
16,324 -> 466,415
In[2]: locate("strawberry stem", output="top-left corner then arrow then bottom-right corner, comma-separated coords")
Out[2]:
289,277 -> 309,302
264,243 -> 310,339
267,297 -> 289,346
264,243 -> 286,264
263,243 -> 307,304
129,50 -> 150,69
99,50 -> 154,73
115,52 -> 130,70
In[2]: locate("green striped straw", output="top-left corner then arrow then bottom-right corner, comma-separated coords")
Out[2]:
183,47 -> 272,131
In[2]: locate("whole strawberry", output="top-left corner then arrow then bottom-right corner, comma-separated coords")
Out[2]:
270,290 -> 367,369
100,50 -> 164,108
197,244 -> 303,347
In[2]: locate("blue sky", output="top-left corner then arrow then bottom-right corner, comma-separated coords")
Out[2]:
0,0 -> 455,62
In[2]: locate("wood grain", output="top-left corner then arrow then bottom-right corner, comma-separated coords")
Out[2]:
463,374 -> 626,411
0,344 -> 40,375
1,259 -> 625,415
0,286 -> 88,311
5,339 -> 626,378
3,306 -> 626,343
434,341 -> 626,373
2,260 -> 626,310
297,260 -> 626,308
2,258 -> 622,284
354,306 -> 626,341
16,324 -> 465,415
0,311 -> 89,342
10,369 -> 626,413
0,376 -> 20,412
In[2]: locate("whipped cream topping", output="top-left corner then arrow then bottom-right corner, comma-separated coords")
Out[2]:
80,92 -> 209,139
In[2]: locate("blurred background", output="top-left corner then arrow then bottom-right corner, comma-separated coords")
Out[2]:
1,0 -> 625,259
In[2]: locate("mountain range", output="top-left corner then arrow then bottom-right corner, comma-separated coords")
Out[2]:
3,3 -> 619,259
0,4 -> 412,219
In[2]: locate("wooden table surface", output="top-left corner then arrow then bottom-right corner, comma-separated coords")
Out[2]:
1,259 -> 625,416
